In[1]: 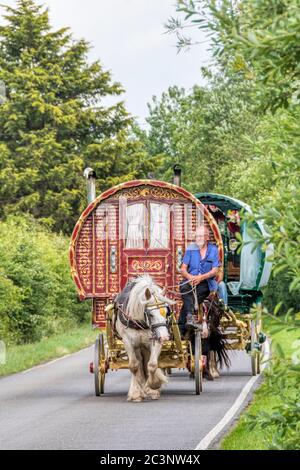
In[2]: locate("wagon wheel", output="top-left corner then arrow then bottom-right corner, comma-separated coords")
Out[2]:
250,320 -> 261,376
257,351 -> 261,374
194,331 -> 203,394
256,318 -> 263,374
94,333 -> 106,396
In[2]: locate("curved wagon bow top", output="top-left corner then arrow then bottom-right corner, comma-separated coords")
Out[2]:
69,180 -> 224,326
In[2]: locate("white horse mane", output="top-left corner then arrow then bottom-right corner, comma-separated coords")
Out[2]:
125,275 -> 175,321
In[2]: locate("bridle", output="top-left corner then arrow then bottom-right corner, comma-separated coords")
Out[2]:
144,296 -> 171,340
116,293 -> 170,341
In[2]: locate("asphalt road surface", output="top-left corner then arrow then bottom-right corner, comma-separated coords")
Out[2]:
0,347 -> 259,450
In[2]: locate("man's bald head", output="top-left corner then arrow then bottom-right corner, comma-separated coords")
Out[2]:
195,225 -> 210,248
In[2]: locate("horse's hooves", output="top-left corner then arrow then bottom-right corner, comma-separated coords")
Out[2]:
150,393 -> 160,400
127,395 -> 143,402
146,390 -> 160,400
204,372 -> 214,381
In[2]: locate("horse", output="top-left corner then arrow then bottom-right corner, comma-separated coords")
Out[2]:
184,293 -> 231,380
203,295 -> 231,378
113,274 -> 175,402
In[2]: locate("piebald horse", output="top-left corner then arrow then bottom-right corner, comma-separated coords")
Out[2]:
113,275 -> 175,402
199,295 -> 231,379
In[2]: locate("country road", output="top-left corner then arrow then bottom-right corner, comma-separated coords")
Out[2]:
0,347 -> 262,450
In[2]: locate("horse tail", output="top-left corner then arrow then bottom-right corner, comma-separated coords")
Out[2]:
209,329 -> 231,369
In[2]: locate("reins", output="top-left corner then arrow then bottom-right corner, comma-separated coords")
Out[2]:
115,294 -> 170,338
163,279 -> 210,297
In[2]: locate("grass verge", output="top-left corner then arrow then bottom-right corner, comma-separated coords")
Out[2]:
220,315 -> 300,450
0,323 -> 98,377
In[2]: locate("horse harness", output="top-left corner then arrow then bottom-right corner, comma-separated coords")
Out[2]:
113,293 -> 170,340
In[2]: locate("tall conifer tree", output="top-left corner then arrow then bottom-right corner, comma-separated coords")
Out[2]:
0,0 -> 153,232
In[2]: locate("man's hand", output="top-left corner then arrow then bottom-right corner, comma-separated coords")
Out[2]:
186,274 -> 195,284
191,274 -> 204,286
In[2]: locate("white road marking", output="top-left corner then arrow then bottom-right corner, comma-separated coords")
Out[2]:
195,340 -> 271,450
20,346 -> 93,374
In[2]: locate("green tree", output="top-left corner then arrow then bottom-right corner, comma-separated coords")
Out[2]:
137,85 -> 200,186
139,73 -> 259,194
167,0 -> 300,110
0,0 -> 154,233
167,0 -> 300,450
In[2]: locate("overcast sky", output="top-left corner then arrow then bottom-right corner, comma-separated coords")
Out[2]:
1,0 -> 211,125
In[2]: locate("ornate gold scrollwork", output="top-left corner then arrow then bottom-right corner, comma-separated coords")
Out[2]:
131,260 -> 163,271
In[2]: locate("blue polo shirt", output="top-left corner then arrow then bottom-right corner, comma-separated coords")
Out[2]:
182,242 -> 220,292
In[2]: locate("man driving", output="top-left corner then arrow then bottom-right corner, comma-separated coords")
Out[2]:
179,225 -> 221,336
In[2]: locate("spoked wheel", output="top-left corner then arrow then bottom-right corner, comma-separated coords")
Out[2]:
257,352 -> 261,374
194,331 -> 203,394
257,318 -> 263,374
250,320 -> 260,376
94,333 -> 106,396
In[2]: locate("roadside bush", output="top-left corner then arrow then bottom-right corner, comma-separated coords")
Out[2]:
0,215 -> 90,345
263,272 -> 300,316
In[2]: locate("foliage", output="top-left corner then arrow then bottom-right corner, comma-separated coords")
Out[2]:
246,312 -> 300,450
0,0 -> 155,234
163,0 -> 300,450
0,214 -> 90,344
138,74 -> 259,194
220,316 -> 300,450
263,272 -> 300,317
167,0 -> 300,110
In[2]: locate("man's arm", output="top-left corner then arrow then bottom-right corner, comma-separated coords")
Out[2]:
191,268 -> 219,286
181,263 -> 218,285
181,262 -> 219,285
196,267 -> 219,282
180,263 -> 194,282
193,245 -> 220,285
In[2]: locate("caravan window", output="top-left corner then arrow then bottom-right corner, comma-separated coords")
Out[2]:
149,203 -> 170,249
125,203 -> 145,249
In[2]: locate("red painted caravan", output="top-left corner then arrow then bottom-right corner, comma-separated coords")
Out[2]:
69,177 -> 226,396
70,179 -> 223,329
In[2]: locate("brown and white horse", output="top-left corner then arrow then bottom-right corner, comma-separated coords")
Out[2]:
201,295 -> 231,379
113,275 -> 175,402
183,293 -> 231,379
